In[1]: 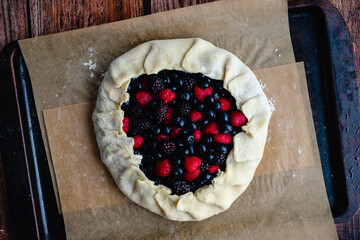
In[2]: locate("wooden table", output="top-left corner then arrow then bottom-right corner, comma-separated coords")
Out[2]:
0,0 -> 359,239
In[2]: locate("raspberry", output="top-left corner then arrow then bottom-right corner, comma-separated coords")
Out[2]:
171,127 -> 182,138
230,111 -> 247,127
219,98 -> 231,111
172,181 -> 191,195
165,107 -> 175,124
155,101 -> 168,122
184,77 -> 196,91
162,141 -> 176,155
208,165 -> 219,174
214,134 -> 232,144
179,102 -> 191,116
150,75 -> 165,93
122,116 -> 129,133
184,168 -> 201,181
184,156 -> 201,173
193,130 -> 201,143
135,91 -> 153,107
155,159 -> 172,177
133,135 -> 144,149
158,89 -> 175,103
190,111 -> 202,122
204,122 -> 219,134
156,134 -> 170,141
194,85 -> 213,101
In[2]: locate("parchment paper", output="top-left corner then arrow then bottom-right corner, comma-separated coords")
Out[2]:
18,0 -> 295,208
43,63 -> 338,239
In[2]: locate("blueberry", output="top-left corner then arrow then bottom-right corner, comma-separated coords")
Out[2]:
161,125 -> 172,135
147,165 -> 155,174
221,123 -> 233,133
191,98 -> 198,105
168,99 -> 177,107
170,86 -> 177,92
186,122 -> 197,131
131,81 -> 142,92
206,153 -> 215,162
173,167 -> 183,178
194,102 -> 205,112
200,82 -> 210,89
177,79 -> 184,88
127,129 -> 136,137
134,150 -> 141,155
231,129 -> 238,136
172,158 -> 182,166
174,116 -> 186,128
142,154 -> 154,163
183,148 -> 190,156
213,101 -> 221,111
188,144 -> 195,155
154,152 -> 163,160
197,144 -> 206,154
205,95 -> 215,105
205,109 -> 216,119
217,111 -> 230,122
187,134 -> 195,144
180,92 -> 191,101
213,92 -> 221,100
200,173 -> 212,184
215,144 -> 228,154
169,71 -> 179,80
202,119 -> 209,126
203,135 -> 213,144
177,141 -> 185,149
151,141 -> 158,150
121,101 -> 131,111
151,125 -> 161,135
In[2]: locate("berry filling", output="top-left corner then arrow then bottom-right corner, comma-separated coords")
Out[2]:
121,70 -> 247,195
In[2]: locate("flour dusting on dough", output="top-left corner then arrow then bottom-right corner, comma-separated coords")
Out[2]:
268,98 -> 276,112
258,78 -> 267,90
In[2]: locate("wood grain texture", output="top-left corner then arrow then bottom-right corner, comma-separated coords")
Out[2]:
28,0 -> 144,37
151,0 -> 215,12
0,0 -> 28,53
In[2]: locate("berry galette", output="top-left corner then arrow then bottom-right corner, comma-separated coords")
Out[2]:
93,38 -> 271,221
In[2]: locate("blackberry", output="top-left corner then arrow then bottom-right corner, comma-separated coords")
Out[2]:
179,102 -> 191,117
133,119 -> 151,133
155,101 -> 168,122
214,154 -> 226,165
184,77 -> 196,91
151,75 -> 165,93
162,140 -> 176,155
200,161 -> 211,172
173,181 -> 191,195
131,104 -> 143,118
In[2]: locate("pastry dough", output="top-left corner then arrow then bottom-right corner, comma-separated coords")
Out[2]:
93,38 -> 271,221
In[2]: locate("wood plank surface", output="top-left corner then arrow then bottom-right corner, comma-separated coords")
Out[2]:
28,0 -> 143,37
0,0 -> 359,239
0,0 -> 29,54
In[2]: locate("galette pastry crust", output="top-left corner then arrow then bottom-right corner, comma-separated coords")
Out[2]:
93,38 -> 271,221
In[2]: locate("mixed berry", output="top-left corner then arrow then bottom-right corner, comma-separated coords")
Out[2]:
121,70 -> 247,195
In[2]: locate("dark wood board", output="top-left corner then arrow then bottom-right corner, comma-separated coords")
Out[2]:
0,1 -> 359,239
